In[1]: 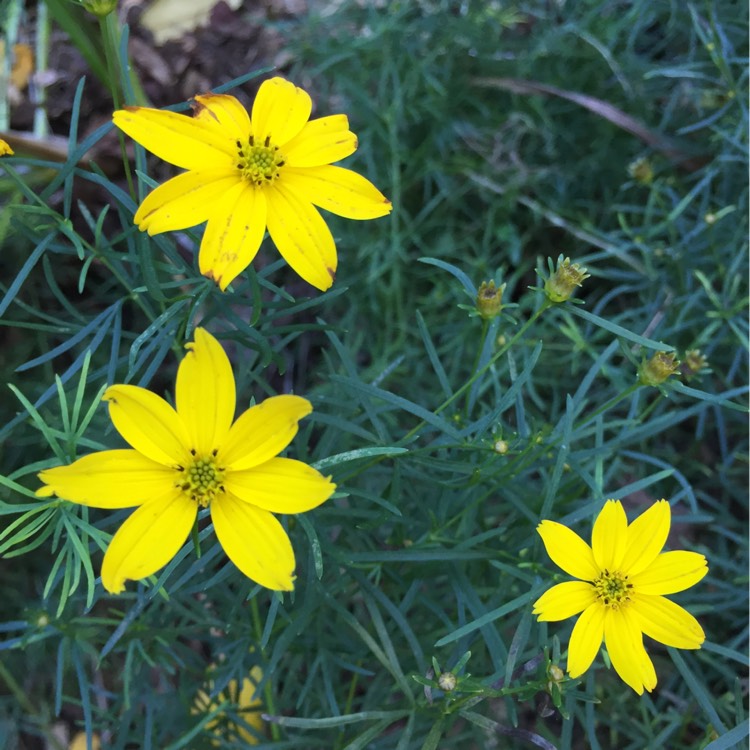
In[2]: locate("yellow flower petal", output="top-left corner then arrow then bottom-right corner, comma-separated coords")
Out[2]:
68,732 -> 101,750
113,106 -> 235,171
104,385 -> 191,467
192,93 -> 251,142
252,77 -> 312,147
134,168 -> 240,235
630,595 -> 705,649
224,457 -> 335,514
236,668 -> 265,743
211,492 -> 295,590
283,115 -> 357,167
101,491 -> 196,593
537,520 -> 599,581
567,602 -> 605,678
630,550 -> 708,595
199,181 -> 267,291
240,665 -> 264,708
533,581 -> 597,622
194,667 -> 265,744
603,607 -> 657,694
176,328 -> 236,456
266,184 -> 337,291
37,449 -> 175,508
591,499 -> 627,571
283,165 -> 392,220
0,139 -> 14,156
620,499 -> 670,576
219,395 -> 312,471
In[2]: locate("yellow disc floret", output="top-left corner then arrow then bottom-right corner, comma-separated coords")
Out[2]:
179,451 -> 226,508
593,570 -> 633,609
236,135 -> 285,186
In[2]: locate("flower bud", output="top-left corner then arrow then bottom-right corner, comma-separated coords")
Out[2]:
628,156 -> 654,185
476,280 -> 506,320
493,440 -> 509,455
81,0 -> 118,17
544,257 -> 590,303
548,664 -> 564,685
681,349 -> 708,381
438,671 -> 457,692
638,351 -> 680,387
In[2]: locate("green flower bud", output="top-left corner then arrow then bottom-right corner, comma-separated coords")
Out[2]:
476,280 -> 506,320
638,351 -> 680,387
681,349 -> 708,381
437,672 -> 457,692
493,439 -> 509,455
544,257 -> 590,303
628,156 -> 654,185
81,0 -> 118,18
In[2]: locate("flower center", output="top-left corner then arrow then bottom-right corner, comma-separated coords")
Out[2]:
178,451 -> 226,508
235,135 -> 285,186
593,570 -> 633,609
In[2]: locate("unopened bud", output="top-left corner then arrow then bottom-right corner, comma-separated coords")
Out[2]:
638,351 -> 680,387
81,0 -> 118,17
476,280 -> 506,320
493,440 -> 509,454
438,672 -> 457,692
544,257 -> 590,303
548,664 -> 564,683
35,613 -> 50,628
628,157 -> 654,185
681,349 -> 708,381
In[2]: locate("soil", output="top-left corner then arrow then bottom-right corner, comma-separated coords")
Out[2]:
11,0 -> 305,138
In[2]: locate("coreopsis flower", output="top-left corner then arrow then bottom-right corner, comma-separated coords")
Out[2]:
37,328 -> 335,593
533,499 -> 707,694
0,139 -> 14,156
112,77 -> 392,291
69,733 -> 101,750
194,666 -> 265,745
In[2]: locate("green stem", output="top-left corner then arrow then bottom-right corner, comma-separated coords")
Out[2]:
463,317 -> 489,417
34,0 -> 50,137
578,383 -> 640,427
98,14 -> 136,201
250,596 -> 281,742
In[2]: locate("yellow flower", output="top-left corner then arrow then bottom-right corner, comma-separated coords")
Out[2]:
194,666 -> 265,745
112,77 -> 392,291
69,733 -> 101,750
0,139 -> 14,156
37,328 -> 335,593
533,499 -> 707,694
